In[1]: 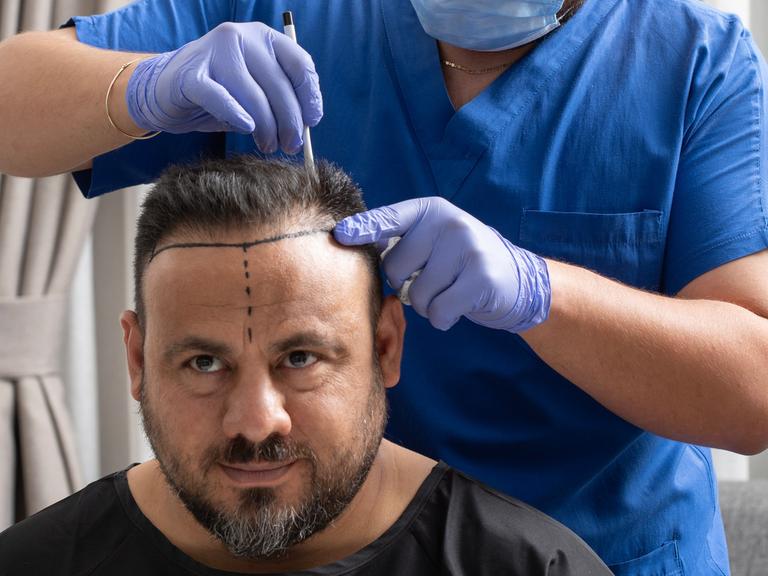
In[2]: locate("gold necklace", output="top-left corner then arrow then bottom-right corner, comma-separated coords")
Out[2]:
441,59 -> 515,75
440,0 -> 585,75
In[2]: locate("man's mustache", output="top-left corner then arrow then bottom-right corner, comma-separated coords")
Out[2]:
214,434 -> 315,466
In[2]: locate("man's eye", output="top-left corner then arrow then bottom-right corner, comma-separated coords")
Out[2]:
189,355 -> 224,373
282,351 -> 318,369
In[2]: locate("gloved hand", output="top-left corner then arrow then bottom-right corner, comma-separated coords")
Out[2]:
126,21 -> 322,153
334,197 -> 551,332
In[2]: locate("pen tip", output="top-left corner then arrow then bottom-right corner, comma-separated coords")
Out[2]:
282,11 -> 293,26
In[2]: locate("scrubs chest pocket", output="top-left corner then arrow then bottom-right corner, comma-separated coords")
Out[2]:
608,540 -> 683,575
519,209 -> 664,290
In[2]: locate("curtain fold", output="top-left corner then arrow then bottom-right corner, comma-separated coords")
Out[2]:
0,183 -> 98,529
0,1 -> 22,39
0,0 -> 101,530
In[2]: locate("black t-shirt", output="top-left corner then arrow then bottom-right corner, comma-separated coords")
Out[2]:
0,462 -> 610,575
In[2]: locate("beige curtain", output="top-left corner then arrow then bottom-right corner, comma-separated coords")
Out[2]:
0,0 -> 113,529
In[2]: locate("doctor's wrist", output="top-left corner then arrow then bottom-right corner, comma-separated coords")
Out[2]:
107,56 -> 159,139
501,240 -> 551,333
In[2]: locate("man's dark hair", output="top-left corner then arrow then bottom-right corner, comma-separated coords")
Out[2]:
134,156 -> 382,329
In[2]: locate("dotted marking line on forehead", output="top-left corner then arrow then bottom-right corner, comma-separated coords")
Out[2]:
148,228 -> 334,262
243,249 -> 253,343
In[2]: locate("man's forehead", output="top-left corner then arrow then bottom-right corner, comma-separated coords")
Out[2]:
143,227 -> 371,313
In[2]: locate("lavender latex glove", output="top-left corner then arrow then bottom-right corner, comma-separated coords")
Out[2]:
334,197 -> 551,332
127,22 -> 322,153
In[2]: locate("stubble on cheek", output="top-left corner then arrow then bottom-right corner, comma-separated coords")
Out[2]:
138,375 -> 220,502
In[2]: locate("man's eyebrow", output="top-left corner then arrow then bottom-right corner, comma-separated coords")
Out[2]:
163,337 -> 234,362
270,331 -> 350,356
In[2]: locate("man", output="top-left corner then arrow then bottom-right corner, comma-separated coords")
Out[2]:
0,157 -> 609,575
1,1 -> 767,572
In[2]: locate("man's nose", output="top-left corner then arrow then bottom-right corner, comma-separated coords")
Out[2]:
221,371 -> 292,443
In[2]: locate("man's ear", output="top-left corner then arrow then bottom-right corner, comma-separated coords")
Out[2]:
120,310 -> 145,402
375,295 -> 406,389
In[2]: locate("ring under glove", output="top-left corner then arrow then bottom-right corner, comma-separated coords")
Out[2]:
334,197 -> 551,332
126,21 -> 323,154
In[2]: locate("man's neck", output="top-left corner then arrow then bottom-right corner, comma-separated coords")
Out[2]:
127,441 -> 435,573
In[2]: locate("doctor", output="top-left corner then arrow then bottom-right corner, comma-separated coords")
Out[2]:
1,1 -> 768,573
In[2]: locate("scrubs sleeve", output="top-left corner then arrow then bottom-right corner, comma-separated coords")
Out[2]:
664,17 -> 768,295
63,0 -> 235,198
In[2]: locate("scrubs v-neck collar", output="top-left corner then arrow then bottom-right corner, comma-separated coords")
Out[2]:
381,0 -> 619,200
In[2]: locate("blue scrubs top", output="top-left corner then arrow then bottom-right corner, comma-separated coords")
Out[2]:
69,0 -> 768,573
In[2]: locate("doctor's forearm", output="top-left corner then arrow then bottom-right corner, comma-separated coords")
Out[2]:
0,29 -> 148,177
522,260 -> 768,455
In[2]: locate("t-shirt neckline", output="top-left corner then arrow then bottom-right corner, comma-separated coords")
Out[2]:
114,460 -> 449,575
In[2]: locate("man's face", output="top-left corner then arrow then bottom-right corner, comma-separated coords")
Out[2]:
123,226 -> 402,559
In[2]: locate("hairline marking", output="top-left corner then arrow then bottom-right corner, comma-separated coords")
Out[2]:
148,228 -> 334,262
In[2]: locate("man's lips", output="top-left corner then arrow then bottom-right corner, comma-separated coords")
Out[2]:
218,460 -> 297,487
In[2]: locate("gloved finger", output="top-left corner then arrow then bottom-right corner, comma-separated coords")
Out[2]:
183,76 -> 256,133
425,274 -> 479,331
251,66 -> 304,154
379,218 -> 439,291
222,67 -> 278,153
404,243 -> 462,317
245,32 -> 304,154
334,198 -> 432,245
395,230 -> 465,318
271,32 -> 323,127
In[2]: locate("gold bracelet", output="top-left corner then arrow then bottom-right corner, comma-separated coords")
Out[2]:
105,58 -> 160,141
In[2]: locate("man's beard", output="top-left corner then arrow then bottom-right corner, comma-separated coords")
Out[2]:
139,367 -> 387,560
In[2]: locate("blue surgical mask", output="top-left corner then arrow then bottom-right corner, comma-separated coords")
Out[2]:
410,0 -> 566,52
